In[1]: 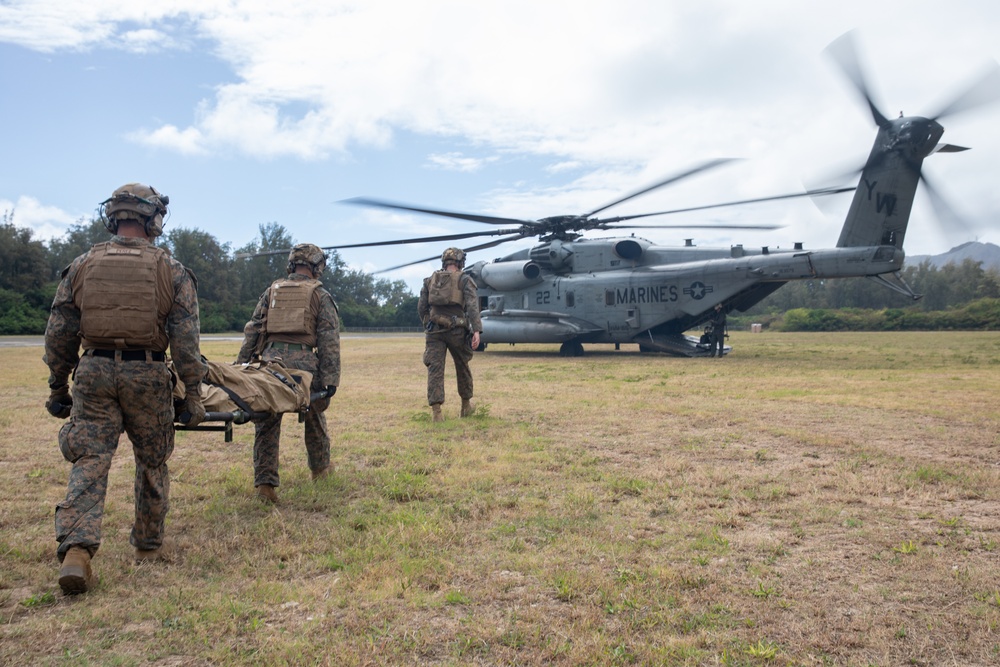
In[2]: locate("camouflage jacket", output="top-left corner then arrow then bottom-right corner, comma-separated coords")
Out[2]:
43,236 -> 207,390
418,271 -> 483,332
236,273 -> 341,388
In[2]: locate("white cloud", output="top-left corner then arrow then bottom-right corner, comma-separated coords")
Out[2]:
0,196 -> 85,240
0,0 -> 211,52
5,1 -> 999,172
119,28 -> 175,54
425,153 -> 497,173
130,124 -> 208,156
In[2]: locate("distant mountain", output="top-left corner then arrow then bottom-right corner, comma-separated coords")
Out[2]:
906,242 -> 1000,271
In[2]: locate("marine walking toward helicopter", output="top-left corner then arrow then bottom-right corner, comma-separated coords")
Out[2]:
44,183 -> 207,595
237,243 -> 341,504
418,247 -> 483,422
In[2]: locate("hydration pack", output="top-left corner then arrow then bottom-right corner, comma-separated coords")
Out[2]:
428,270 -> 463,306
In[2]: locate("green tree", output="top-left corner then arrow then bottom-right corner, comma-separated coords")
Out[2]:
0,212 -> 55,332
0,287 -> 50,334
163,227 -> 238,304
0,215 -> 48,293
164,227 -> 247,332
322,251 -> 419,327
45,217 -> 108,280
234,222 -> 294,304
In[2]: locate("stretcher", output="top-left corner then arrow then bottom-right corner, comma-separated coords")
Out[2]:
171,359 -> 329,441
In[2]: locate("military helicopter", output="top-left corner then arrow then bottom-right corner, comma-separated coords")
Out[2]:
252,33 -> 1000,356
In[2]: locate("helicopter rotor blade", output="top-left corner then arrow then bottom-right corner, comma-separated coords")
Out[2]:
927,60 -> 1000,122
917,169 -> 975,245
341,197 -> 542,228
325,228 -> 524,250
824,31 -> 891,129
600,223 -> 782,231
374,233 -> 526,273
594,186 -> 855,224
234,248 -> 290,259
584,158 -> 738,217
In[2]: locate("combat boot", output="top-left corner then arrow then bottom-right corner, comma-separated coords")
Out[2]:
312,466 -> 331,481
460,398 -> 474,418
431,403 -> 444,422
135,537 -> 175,564
59,546 -> 96,595
256,484 -> 279,503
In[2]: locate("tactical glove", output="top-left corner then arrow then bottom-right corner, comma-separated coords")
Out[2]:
325,385 -> 337,397
178,386 -> 206,426
45,385 -> 72,419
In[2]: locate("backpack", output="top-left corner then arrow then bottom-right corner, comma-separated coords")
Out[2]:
428,270 -> 463,306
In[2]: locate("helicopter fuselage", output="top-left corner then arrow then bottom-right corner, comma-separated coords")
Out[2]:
470,236 -> 904,354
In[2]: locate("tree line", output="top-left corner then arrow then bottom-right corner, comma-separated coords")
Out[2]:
0,213 -> 421,335
732,257 -> 1000,331
2,210 -> 999,335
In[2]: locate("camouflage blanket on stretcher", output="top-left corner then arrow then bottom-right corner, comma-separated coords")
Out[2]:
171,359 -> 313,415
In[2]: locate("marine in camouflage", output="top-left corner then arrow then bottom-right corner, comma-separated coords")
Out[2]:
417,267 -> 483,406
237,272 -> 341,487
44,234 -> 206,561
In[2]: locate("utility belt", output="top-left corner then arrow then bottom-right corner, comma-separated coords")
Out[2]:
427,314 -> 470,332
265,342 -> 316,353
84,349 -> 166,362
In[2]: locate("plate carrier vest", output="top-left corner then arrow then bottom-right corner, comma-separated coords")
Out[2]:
75,242 -> 173,351
265,278 -> 320,347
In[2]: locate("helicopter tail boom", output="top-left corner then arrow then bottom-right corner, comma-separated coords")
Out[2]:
835,117 -> 937,250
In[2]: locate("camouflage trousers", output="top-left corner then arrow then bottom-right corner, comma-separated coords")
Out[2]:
253,347 -> 330,488
710,330 -> 726,357
423,327 -> 474,406
55,355 -> 175,560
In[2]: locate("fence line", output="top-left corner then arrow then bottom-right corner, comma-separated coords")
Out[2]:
341,327 -> 423,334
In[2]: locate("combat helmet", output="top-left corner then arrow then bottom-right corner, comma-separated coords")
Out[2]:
100,183 -> 170,237
441,247 -> 466,269
287,243 -> 327,277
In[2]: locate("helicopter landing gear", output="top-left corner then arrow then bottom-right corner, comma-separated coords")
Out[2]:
559,341 -> 585,357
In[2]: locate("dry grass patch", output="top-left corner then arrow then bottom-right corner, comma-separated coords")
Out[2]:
2,331 -> 1000,665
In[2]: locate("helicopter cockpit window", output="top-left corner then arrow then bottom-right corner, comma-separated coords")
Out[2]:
566,291 -> 575,307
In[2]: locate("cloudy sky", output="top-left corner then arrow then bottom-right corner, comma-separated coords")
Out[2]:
2,1 -> 999,291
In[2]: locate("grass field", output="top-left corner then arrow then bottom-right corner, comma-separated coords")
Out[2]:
2,331 -> 1000,666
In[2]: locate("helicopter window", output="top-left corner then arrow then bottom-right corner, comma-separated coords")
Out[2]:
566,291 -> 575,307
605,290 -> 615,306
479,296 -> 489,312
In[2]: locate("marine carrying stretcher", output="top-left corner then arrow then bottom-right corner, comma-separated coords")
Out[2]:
170,359 -> 329,441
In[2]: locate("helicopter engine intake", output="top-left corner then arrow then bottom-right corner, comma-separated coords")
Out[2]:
529,240 -> 573,271
480,260 -> 544,291
613,239 -> 646,261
